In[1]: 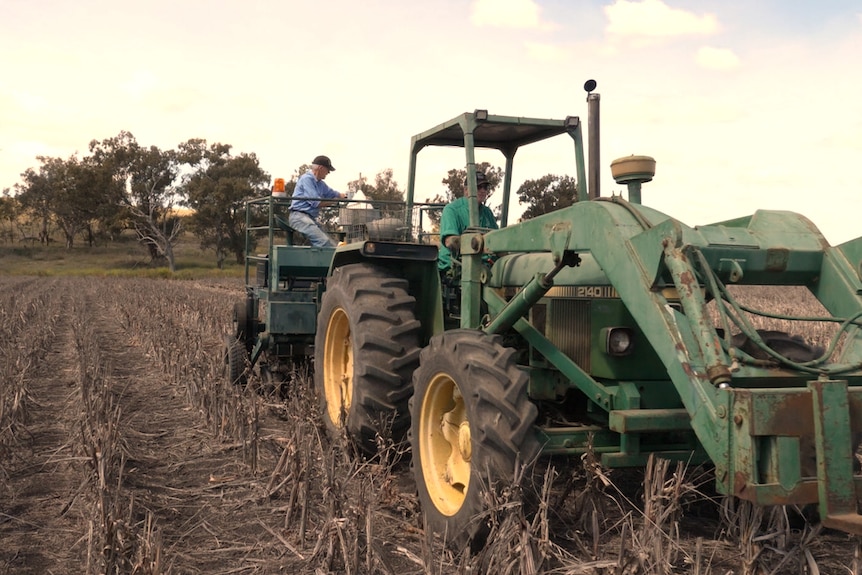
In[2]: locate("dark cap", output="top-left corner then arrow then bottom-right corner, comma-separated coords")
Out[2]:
312,155 -> 335,172
464,171 -> 488,187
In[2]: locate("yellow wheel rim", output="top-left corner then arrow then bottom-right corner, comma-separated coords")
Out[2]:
323,307 -> 352,427
419,372 -> 471,516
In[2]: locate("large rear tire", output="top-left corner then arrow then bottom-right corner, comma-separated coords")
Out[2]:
224,336 -> 248,387
314,263 -> 422,454
233,297 -> 257,353
410,330 -> 541,550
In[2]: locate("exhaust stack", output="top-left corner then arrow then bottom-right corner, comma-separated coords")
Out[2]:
585,80 -> 600,200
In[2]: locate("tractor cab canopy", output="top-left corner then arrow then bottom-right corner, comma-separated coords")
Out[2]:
405,111 -> 588,230
410,112 -> 579,152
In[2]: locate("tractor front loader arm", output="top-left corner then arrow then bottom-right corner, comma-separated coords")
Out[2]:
485,198 -> 862,534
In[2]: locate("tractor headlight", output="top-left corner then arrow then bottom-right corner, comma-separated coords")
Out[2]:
603,327 -> 634,357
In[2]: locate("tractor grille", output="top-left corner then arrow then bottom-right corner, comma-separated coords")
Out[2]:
545,299 -> 591,370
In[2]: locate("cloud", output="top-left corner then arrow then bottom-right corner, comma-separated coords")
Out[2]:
605,0 -> 720,39
524,41 -> 567,62
7,89 -> 50,115
695,46 -> 740,70
122,70 -> 158,100
471,0 -> 546,29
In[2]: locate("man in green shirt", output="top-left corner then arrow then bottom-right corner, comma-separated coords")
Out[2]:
438,171 -> 498,274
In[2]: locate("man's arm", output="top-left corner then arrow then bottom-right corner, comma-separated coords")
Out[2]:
440,202 -> 464,253
317,181 -> 347,207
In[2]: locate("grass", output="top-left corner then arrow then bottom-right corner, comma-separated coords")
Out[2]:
0,234 -> 245,279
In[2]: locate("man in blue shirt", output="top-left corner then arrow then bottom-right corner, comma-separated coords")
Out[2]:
289,155 -> 347,247
438,171 -> 498,274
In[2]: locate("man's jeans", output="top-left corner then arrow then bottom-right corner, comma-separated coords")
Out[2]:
288,211 -> 336,247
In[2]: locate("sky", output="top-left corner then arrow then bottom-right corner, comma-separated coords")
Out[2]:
2,0 -> 860,245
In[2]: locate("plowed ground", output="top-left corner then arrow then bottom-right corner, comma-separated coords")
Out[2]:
0,276 -> 858,574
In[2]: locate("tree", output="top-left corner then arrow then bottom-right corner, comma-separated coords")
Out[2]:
129,145 -> 182,269
347,169 -> 405,217
45,155 -> 89,249
0,189 -> 20,243
15,152 -> 126,249
516,174 -> 578,220
350,169 -> 403,202
180,140 -> 270,268
89,132 -> 183,271
49,155 -> 123,249
16,162 -> 56,244
72,155 -> 128,246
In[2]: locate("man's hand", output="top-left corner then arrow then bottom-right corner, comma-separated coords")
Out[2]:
321,193 -> 348,208
445,235 -> 461,255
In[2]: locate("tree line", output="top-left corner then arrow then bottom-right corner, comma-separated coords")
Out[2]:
0,133 -> 579,272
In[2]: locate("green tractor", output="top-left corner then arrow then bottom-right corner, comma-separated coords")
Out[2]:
231,80 -> 862,550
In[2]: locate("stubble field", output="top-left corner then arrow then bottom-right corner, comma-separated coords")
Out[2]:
1,276 -> 859,574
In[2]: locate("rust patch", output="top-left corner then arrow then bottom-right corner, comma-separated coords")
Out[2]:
765,248 -> 789,272
747,392 -> 814,436
678,270 -> 696,287
733,471 -> 751,498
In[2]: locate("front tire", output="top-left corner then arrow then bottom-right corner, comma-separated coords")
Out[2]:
314,263 -> 422,454
410,330 -> 541,550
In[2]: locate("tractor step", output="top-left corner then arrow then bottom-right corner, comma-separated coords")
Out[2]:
823,513 -> 862,535
602,448 -> 710,468
608,408 -> 691,433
